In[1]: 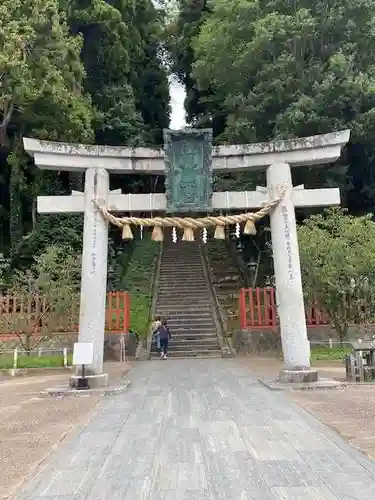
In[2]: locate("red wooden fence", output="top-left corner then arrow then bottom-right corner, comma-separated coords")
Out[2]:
0,291 -> 130,337
106,291 -> 131,333
239,288 -> 330,330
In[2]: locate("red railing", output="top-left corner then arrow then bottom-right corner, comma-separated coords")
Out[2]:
106,291 -> 131,333
0,291 -> 130,337
239,288 -> 330,330
239,288 -> 276,330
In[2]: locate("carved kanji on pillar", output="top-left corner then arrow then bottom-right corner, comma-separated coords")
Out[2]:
163,129 -> 213,213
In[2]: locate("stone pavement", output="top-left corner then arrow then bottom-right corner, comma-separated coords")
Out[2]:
17,359 -> 375,500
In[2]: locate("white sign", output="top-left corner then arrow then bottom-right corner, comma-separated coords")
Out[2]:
73,342 -> 94,366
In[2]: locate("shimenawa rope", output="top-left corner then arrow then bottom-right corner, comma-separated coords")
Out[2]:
94,188 -> 286,242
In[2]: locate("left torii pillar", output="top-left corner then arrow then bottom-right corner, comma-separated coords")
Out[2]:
39,167 -> 111,387
77,167 -> 109,385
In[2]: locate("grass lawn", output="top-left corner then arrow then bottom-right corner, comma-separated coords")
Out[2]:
0,346 -> 350,370
120,233 -> 161,339
0,353 -> 73,369
310,346 -> 351,362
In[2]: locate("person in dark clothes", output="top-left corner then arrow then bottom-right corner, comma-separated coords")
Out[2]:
158,320 -> 172,359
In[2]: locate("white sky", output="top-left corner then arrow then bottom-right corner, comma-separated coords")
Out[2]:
153,0 -> 187,130
169,75 -> 186,130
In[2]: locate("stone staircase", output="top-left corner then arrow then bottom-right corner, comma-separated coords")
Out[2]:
151,240 -> 222,358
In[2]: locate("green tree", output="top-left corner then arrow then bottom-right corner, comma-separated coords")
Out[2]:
0,246 -> 81,352
0,0 -> 94,258
62,0 -> 144,146
112,0 -> 170,144
298,208 -> 375,341
167,1 -> 213,128
189,0 -> 375,211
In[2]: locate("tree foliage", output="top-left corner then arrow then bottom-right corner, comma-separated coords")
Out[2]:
298,209 -> 375,340
0,0 -> 170,265
170,0 -> 375,212
0,245 -> 81,351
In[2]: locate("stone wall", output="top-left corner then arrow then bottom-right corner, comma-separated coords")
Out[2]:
233,325 -> 364,355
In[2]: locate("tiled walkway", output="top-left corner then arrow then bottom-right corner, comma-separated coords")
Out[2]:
18,359 -> 375,499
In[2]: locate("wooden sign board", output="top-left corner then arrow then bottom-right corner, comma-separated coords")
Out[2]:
73,342 -> 94,366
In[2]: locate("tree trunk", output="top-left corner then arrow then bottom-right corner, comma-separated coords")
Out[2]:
69,172 -> 83,192
9,157 -> 23,258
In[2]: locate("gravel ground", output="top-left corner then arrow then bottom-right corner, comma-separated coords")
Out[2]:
0,362 -> 131,500
244,356 -> 375,460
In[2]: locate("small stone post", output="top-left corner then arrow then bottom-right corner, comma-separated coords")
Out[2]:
267,162 -> 317,383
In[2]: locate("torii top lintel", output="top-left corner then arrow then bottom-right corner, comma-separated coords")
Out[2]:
23,129 -> 350,175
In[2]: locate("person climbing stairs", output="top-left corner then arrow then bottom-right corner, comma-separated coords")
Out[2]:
151,239 -> 222,358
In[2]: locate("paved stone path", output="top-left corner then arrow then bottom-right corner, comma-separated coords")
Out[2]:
17,359 -> 375,500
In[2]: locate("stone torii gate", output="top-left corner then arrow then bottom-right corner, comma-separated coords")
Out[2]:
24,129 -> 350,386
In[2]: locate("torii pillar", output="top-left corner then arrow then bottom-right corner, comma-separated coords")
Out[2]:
77,168 -> 109,384
267,163 -> 315,382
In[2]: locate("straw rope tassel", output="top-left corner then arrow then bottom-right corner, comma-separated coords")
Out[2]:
122,224 -> 133,240
95,188 -> 286,240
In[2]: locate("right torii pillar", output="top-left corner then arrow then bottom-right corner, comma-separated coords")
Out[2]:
267,162 -> 318,382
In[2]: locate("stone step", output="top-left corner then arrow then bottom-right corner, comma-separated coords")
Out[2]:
164,336 -> 218,342
156,303 -> 212,316
170,337 -> 219,345
159,272 -> 206,276
168,325 -> 216,332
157,292 -> 209,296
159,274 -> 204,278
163,253 -> 201,256
152,340 -> 219,349
169,343 -> 219,350
161,258 -> 202,262
163,249 -> 201,252
152,345 -> 220,354
158,320 -> 215,327
157,295 -> 211,301
157,289 -> 209,294
159,275 -> 206,279
154,311 -> 213,318
158,281 -> 208,286
156,303 -> 211,310
159,272 -> 205,276
157,301 -> 212,309
170,343 -> 219,350
166,316 -> 215,324
157,288 -> 209,292
162,259 -> 203,263
168,337 -> 218,343
161,263 -> 202,266
160,266 -> 203,270
157,299 -> 211,305
166,328 -> 217,335
150,349 -> 222,359
168,327 -> 217,334
158,285 -> 209,290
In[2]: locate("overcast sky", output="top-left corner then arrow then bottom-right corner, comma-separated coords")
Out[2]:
169,75 -> 186,129
152,0 -> 186,130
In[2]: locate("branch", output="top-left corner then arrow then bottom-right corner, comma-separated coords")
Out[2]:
22,201 -> 37,240
31,302 -> 51,333
0,100 -> 14,130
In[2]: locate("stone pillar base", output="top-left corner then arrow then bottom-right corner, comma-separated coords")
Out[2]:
278,368 -> 318,384
69,373 -> 109,389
